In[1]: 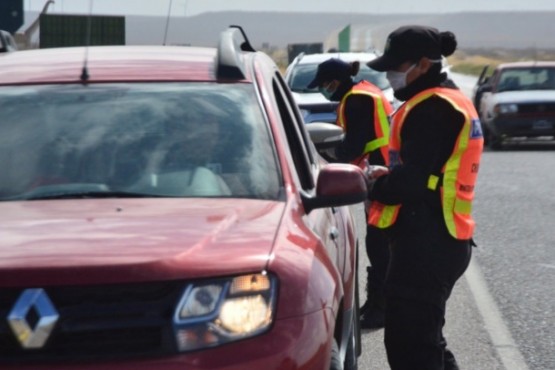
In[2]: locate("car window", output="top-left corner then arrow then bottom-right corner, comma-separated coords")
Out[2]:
275,72 -> 316,164
0,83 -> 281,200
272,73 -> 315,190
288,62 -> 390,93
353,65 -> 390,90
497,67 -> 555,92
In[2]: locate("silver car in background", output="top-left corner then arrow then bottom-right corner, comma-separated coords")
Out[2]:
284,52 -> 398,123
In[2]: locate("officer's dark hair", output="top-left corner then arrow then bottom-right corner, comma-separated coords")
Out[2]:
439,31 -> 457,57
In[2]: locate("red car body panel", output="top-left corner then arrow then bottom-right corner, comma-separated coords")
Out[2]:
0,195 -> 345,321
0,198 -> 281,285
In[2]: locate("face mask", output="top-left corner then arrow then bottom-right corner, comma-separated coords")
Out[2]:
386,64 -> 416,91
319,82 -> 337,100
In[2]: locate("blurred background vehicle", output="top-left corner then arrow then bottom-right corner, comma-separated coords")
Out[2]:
473,61 -> 555,149
284,51 -> 399,123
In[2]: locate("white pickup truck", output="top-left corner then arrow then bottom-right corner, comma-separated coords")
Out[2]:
473,61 -> 555,149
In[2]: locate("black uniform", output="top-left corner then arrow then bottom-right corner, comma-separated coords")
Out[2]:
369,70 -> 472,370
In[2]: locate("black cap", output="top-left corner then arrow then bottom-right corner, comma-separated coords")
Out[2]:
307,58 -> 351,89
367,25 -> 444,72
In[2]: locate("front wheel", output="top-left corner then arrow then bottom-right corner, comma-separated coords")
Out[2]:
488,131 -> 503,150
482,125 -> 490,146
344,322 -> 359,370
329,339 -> 343,370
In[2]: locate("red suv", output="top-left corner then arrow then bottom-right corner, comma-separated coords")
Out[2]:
0,26 -> 365,369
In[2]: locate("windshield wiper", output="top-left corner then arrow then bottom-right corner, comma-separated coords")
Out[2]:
3,188 -> 172,201
24,190 -> 170,200
1,182 -> 179,201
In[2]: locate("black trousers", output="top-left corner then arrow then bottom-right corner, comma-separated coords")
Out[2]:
365,223 -> 390,292
383,206 -> 472,370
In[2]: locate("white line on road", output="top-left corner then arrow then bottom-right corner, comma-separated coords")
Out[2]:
538,263 -> 555,270
465,259 -> 530,370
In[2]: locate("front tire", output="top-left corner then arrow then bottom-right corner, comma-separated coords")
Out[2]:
329,339 -> 343,370
488,131 -> 503,150
344,321 -> 359,370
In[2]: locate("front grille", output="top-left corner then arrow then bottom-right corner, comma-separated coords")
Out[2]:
0,281 -> 184,364
518,102 -> 555,115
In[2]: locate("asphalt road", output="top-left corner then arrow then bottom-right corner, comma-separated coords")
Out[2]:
355,73 -> 555,370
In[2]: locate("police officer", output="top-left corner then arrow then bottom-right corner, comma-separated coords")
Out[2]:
366,25 -> 484,370
307,58 -> 393,329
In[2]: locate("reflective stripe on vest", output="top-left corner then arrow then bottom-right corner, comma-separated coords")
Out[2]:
368,202 -> 401,229
336,80 -> 392,165
384,87 -> 484,239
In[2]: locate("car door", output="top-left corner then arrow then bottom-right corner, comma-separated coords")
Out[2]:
480,67 -> 500,123
271,71 -> 346,272
473,65 -> 490,114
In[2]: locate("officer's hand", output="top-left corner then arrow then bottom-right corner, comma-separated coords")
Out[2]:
365,165 -> 389,192
366,165 -> 389,179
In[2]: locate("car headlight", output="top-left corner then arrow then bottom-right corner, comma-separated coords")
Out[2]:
494,103 -> 518,115
173,272 -> 277,352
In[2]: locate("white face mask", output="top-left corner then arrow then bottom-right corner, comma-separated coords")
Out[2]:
386,64 -> 416,91
318,81 -> 338,101
319,85 -> 335,100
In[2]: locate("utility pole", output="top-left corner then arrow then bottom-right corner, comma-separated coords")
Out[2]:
163,0 -> 173,45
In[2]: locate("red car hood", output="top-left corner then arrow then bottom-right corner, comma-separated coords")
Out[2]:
0,198 -> 285,287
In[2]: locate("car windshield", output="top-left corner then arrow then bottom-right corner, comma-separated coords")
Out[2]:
0,83 -> 281,201
497,67 -> 555,92
288,63 -> 391,92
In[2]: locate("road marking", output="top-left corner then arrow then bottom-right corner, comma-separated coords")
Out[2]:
465,259 -> 530,370
538,263 -> 555,270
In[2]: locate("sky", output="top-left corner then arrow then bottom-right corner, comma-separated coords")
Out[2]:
25,0 -> 555,17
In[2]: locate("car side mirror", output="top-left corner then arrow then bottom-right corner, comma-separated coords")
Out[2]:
305,122 -> 345,158
305,122 -> 344,150
305,122 -> 344,161
302,163 -> 367,213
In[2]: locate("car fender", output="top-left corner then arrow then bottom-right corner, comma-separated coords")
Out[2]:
268,201 -> 345,321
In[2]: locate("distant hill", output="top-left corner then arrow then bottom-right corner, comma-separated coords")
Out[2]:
22,10 -> 555,51
126,11 -> 555,51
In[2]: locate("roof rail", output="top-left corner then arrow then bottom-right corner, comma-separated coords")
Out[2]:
0,30 -> 18,53
216,25 -> 255,80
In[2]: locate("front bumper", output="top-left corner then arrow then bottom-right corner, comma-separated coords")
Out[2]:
490,115 -> 555,137
2,309 -> 335,370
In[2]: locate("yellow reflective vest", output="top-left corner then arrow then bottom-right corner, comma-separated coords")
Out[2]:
368,87 -> 484,240
336,80 -> 392,167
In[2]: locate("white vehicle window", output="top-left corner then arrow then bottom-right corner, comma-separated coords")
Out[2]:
288,63 -> 390,93
498,67 -> 555,92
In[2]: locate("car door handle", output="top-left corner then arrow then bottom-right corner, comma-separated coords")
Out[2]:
329,227 -> 340,241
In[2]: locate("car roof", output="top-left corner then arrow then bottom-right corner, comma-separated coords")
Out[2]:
0,27 -> 258,85
0,46 -> 213,84
497,61 -> 555,70
292,51 -> 379,65
0,30 -> 18,53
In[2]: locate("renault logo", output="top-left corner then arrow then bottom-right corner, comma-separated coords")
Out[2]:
7,288 -> 59,349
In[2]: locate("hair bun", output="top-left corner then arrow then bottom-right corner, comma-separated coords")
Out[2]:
439,31 -> 457,57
